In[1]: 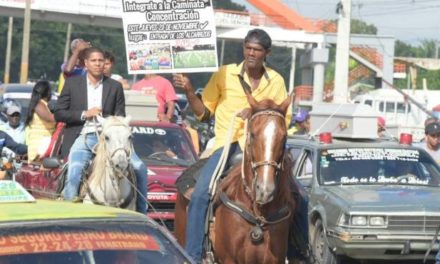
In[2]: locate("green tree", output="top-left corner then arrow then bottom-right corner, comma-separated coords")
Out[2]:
394,39 -> 440,90
350,19 -> 377,35
395,40 -> 417,57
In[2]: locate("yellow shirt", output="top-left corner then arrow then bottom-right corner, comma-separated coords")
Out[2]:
199,62 -> 292,152
26,100 -> 56,161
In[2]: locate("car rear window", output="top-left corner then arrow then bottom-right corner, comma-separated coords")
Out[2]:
318,148 -> 440,186
0,221 -> 188,264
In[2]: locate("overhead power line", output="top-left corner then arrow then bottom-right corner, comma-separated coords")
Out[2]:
358,4 -> 440,16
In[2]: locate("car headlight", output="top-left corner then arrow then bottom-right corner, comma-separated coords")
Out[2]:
351,216 -> 367,226
369,216 -> 385,226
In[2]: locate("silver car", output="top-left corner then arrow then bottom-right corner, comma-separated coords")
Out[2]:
288,135 -> 440,263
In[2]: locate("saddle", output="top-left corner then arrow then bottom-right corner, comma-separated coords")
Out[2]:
176,152 -> 313,263
175,152 -> 243,199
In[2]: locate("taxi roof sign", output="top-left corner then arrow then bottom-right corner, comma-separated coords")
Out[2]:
0,180 -> 35,203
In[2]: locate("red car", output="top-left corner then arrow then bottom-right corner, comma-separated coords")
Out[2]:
15,121 -> 198,231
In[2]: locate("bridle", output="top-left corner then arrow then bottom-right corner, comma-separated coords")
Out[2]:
102,124 -> 133,178
107,146 -> 132,177
219,109 -> 290,243
85,123 -> 135,208
242,109 -> 286,198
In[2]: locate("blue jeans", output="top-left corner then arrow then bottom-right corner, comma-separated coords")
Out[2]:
287,177 -> 310,260
436,248 -> 440,262
63,133 -> 147,214
185,142 -> 240,263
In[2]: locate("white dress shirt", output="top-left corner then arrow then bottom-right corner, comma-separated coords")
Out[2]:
80,76 -> 103,135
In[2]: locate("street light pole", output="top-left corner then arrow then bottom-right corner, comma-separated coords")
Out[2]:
20,0 -> 31,84
64,23 -> 72,62
4,17 -> 13,84
333,0 -> 351,103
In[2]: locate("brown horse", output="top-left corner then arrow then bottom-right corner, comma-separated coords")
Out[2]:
175,93 -> 295,264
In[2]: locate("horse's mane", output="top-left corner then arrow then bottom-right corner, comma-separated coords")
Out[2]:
88,116 -> 130,188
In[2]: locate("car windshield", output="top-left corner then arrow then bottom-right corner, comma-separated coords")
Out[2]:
0,221 -> 189,264
132,125 -> 196,167
318,148 -> 440,186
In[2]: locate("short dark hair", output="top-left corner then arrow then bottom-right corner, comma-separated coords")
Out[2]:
104,51 -> 115,63
83,47 -> 104,60
425,117 -> 438,127
244,29 -> 272,50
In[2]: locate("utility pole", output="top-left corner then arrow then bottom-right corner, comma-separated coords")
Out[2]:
4,17 -> 13,84
333,0 -> 351,103
20,0 -> 31,84
64,23 -> 72,62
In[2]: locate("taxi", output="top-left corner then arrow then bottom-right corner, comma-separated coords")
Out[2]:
289,104 -> 440,263
0,181 -> 194,264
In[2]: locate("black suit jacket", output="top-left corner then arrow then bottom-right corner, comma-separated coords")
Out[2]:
55,75 -> 125,158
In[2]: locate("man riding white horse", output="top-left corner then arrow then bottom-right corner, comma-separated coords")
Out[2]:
55,46 -> 147,213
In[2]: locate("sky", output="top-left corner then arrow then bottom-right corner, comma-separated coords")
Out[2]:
233,0 -> 440,45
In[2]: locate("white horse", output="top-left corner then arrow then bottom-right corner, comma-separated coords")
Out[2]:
82,116 -> 137,210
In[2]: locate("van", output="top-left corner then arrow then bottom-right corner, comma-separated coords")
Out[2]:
353,88 -> 440,141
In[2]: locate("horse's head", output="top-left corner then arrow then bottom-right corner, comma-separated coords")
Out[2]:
244,93 -> 292,205
98,115 -> 133,175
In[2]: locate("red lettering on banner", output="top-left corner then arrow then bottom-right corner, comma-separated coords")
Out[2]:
0,231 -> 160,256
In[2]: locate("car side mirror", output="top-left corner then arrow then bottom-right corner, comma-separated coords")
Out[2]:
42,157 -> 61,169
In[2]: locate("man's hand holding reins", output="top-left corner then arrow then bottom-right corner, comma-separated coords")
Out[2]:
237,108 -> 251,120
83,107 -> 102,120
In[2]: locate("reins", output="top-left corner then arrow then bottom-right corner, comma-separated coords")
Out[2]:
241,110 -> 286,200
83,115 -> 102,154
84,167 -> 136,208
219,192 -> 291,227
213,108 -> 291,245
205,70 -> 292,251
82,117 -> 135,208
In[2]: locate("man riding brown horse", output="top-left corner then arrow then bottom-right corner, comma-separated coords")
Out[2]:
173,28 -> 310,263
